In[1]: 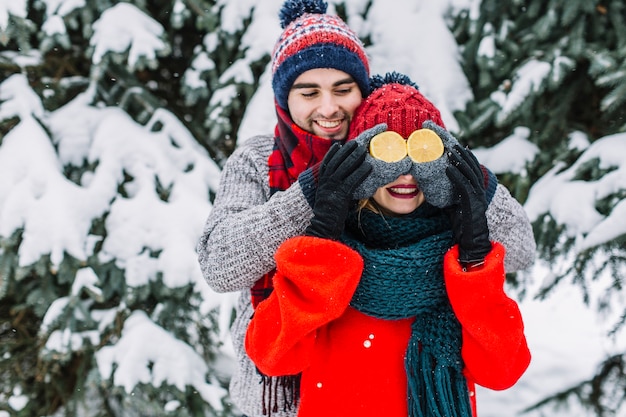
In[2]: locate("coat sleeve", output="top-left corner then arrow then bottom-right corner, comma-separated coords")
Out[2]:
245,236 -> 363,376
444,242 -> 531,390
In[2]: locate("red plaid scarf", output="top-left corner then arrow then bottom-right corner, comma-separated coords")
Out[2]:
251,104 -> 334,308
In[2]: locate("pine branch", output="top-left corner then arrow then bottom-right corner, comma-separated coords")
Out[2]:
522,354 -> 626,416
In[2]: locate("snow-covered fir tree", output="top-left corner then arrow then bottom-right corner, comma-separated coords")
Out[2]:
0,1 -> 241,416
1,0 -> 625,416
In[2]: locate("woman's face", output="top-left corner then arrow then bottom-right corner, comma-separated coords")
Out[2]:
372,174 -> 425,215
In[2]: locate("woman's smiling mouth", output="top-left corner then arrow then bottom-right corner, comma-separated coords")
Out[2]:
387,184 -> 419,199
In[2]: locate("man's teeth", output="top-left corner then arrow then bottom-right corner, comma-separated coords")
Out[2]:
389,187 -> 416,194
317,120 -> 340,128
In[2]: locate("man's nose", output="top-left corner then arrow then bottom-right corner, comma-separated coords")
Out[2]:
318,93 -> 340,116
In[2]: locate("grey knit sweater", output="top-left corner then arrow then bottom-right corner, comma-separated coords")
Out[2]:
197,133 -> 536,417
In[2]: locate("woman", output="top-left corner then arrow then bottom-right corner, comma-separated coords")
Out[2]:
245,73 -> 531,417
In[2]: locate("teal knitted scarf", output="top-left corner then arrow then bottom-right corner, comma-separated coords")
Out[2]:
342,203 -> 472,417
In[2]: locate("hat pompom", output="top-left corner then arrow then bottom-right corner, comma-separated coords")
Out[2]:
369,71 -> 419,93
279,0 -> 328,28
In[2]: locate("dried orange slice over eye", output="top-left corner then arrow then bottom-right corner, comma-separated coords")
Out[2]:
369,131 -> 407,162
407,129 -> 444,163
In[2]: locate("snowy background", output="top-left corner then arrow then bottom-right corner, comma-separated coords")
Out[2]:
1,0 -> 625,416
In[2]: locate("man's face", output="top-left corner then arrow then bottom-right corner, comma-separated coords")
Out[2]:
287,68 -> 363,141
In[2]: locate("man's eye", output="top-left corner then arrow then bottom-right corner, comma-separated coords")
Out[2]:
335,87 -> 352,95
301,91 -> 317,98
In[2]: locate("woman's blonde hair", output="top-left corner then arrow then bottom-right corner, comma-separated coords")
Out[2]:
358,199 -> 376,213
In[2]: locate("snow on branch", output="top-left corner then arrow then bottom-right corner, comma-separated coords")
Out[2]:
89,3 -> 170,70
525,132 -> 626,252
96,310 -> 226,410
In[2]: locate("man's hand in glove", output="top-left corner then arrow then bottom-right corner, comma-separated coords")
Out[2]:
445,145 -> 492,269
306,141 -> 372,240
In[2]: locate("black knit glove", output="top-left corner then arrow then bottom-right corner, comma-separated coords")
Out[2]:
445,144 -> 492,267
305,141 -> 372,240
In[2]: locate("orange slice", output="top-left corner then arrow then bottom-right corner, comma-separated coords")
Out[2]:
369,131 -> 407,162
407,129 -> 444,163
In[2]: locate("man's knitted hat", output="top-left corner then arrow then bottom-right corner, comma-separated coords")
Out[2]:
349,73 -> 457,207
271,0 -> 370,110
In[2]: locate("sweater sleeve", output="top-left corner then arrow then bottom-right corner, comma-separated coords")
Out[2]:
196,136 -> 315,293
444,242 -> 531,390
486,184 -> 536,273
245,236 -> 363,376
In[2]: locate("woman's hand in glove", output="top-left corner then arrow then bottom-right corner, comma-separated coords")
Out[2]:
445,144 -> 492,268
305,141 -> 372,240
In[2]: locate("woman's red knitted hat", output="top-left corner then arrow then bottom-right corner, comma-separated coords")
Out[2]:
349,72 -> 445,140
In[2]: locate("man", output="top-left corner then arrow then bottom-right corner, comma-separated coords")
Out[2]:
198,1 -> 372,415
197,1 -> 535,416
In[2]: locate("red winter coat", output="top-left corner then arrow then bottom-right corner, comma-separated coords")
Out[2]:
245,236 -> 531,417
